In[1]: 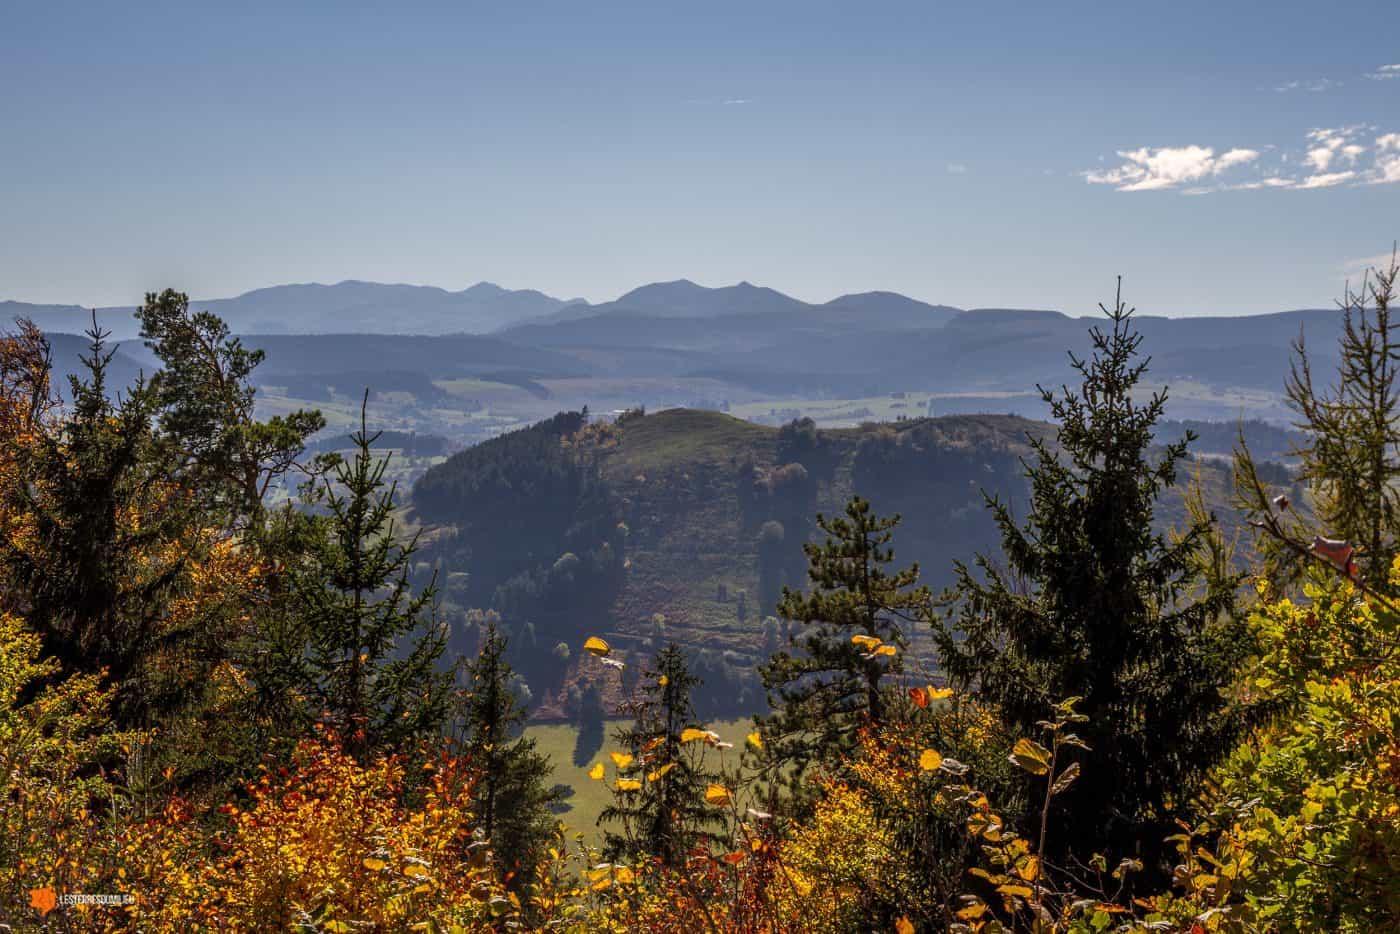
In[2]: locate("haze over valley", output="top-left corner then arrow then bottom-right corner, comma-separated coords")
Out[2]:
6,276 -> 1337,463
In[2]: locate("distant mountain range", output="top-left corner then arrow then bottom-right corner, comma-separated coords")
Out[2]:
4,278 -> 1344,422
2,277 -> 960,340
1,280 -> 584,341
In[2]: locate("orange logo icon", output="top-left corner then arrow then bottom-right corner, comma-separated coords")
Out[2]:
29,886 -> 57,916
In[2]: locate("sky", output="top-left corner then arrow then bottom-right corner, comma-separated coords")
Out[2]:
2,0 -> 1397,317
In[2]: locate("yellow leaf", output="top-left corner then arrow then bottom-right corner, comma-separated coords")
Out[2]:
680,727 -> 716,744
918,748 -> 943,771
403,863 -> 431,878
704,784 -> 732,806
588,762 -> 605,781
928,686 -> 954,700
997,883 -> 1034,898
615,778 -> 642,792
746,731 -> 763,749
955,902 -> 987,920
613,866 -> 635,884
610,752 -> 634,769
647,762 -> 676,781
324,923 -> 350,934
872,644 -> 898,657
1009,737 -> 1051,776
851,634 -> 881,649
1017,855 -> 1040,882
362,857 -> 387,871
583,636 -> 611,657
658,674 -> 668,686
895,916 -> 915,934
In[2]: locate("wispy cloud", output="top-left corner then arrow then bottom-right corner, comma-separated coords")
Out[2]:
1294,170 -> 1357,189
722,98 -> 751,105
1377,133 -> 1400,183
1085,126 -> 1400,193
1275,78 -> 1340,92
946,163 -> 968,175
1342,249 -> 1400,280
1368,64 -> 1400,80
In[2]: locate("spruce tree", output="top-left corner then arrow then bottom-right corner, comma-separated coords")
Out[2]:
599,644 -> 726,866
459,621 -> 561,886
0,320 -> 207,726
934,282 -> 1249,868
273,398 -> 451,758
755,496 -> 931,804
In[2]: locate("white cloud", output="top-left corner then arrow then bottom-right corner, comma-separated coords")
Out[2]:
722,98 -> 751,105
1342,251 -> 1400,279
1375,133 -> 1400,184
1084,145 -> 1258,191
1086,126 -> 1400,193
1275,78 -> 1339,92
1305,125 -> 1368,173
1369,64 -> 1400,80
946,163 -> 968,175
1229,177 -> 1296,190
1295,171 -> 1357,189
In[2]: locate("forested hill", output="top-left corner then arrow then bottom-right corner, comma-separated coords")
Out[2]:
409,408 -> 1261,718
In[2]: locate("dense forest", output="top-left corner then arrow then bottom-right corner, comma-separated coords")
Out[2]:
1,258 -> 1399,931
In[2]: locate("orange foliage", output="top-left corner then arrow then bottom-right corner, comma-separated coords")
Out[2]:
97,731 -> 518,931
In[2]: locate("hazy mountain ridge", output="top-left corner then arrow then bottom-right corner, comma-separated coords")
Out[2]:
4,280 -> 583,340
8,279 -> 1347,427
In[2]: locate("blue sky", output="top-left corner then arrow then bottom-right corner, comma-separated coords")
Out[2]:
2,0 -> 1396,316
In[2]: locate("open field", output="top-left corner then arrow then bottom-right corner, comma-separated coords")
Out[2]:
525,717 -> 755,850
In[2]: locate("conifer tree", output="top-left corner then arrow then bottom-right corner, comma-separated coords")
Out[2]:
459,621 -> 561,886
1242,251 -> 1400,589
272,397 -> 451,758
755,496 -> 931,804
599,644 -> 726,866
934,282 -> 1249,868
0,320 -> 208,726
138,289 -> 326,528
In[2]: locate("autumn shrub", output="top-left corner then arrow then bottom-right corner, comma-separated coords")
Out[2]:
1145,563 -> 1400,930
105,731 -> 520,932
0,611 -> 141,931
772,696 -> 1018,932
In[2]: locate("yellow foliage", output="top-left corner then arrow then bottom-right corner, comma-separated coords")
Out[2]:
105,733 -> 517,931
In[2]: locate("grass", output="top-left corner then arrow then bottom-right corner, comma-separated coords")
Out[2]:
604,408 -> 772,476
525,717 -> 755,850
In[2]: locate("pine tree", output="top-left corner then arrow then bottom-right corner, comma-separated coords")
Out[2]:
459,621 -> 561,886
138,289 -> 326,528
934,282 -> 1249,869
755,496 -> 931,805
599,644 -> 726,866
272,396 -> 452,758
